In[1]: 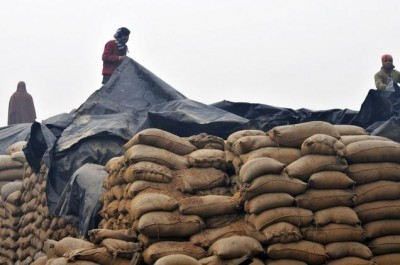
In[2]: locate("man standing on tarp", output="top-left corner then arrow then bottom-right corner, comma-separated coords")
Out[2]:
8,81 -> 37,125
101,27 -> 131,84
374,54 -> 400,91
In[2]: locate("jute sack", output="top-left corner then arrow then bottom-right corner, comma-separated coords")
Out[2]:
143,241 -> 206,265
314,206 -> 360,226
340,135 -> 391,146
0,155 -> 23,170
1,181 -> 22,201
262,222 -> 302,244
372,253 -> 400,265
127,192 -> 178,219
190,220 -> 245,248
345,139 -> 400,163
240,147 -> 302,166
10,150 -> 26,164
243,174 -> 307,200
284,155 -> 348,182
104,156 -> 124,174
363,219 -> 400,239
31,256 -> 48,265
301,224 -> 366,244
225,130 -> 266,150
326,257 -> 375,265
122,161 -> 173,183
267,241 -> 328,265
176,167 -> 228,194
186,149 -> 226,170
263,260 -> 307,265
239,157 -> 286,183
244,193 -> 295,214
110,185 -> 124,200
247,207 -> 313,231
125,180 -> 168,198
99,199 -> 119,219
123,128 -> 197,155
0,168 -> 24,181
325,242 -> 372,260
207,235 -> 264,259
333,124 -> 368,136
137,234 -> 180,248
185,133 -> 225,150
45,257 -> 99,264
63,247 -> 130,265
348,199 -> 400,224
179,195 -> 238,218
5,141 -> 26,155
295,189 -> 356,211
347,162 -> 400,184
54,237 -> 95,257
308,171 -> 355,189
353,180 -> 400,206
199,255 -> 255,265
301,134 -> 345,157
268,121 -> 340,148
204,213 -> 243,229
124,144 -> 189,169
99,238 -> 142,257
231,135 -> 278,155
138,211 -> 204,238
154,254 -> 201,265
368,235 -> 400,255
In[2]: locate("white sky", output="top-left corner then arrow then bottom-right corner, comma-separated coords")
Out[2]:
1,0 -> 399,127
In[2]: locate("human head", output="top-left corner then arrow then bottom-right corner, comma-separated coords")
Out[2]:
114,27 -> 130,44
381,54 -> 394,69
17,81 -> 26,92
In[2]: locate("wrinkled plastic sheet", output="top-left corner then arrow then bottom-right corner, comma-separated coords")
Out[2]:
0,123 -> 32,154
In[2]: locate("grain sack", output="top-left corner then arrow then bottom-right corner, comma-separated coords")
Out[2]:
137,234 -> 182,248
231,135 -> 278,155
127,192 -> 178,219
1,181 -> 22,201
125,144 -> 189,169
143,241 -> 206,265
326,257 -> 375,265
285,155 -> 348,182
123,128 -> 197,155
88,228 -> 137,244
247,207 -> 313,231
208,235 -> 264,259
226,130 -> 266,150
363,219 -> 400,239
199,255 -> 254,265
99,199 -> 119,219
268,121 -> 340,148
353,200 -> 400,224
333,124 -> 368,136
205,213 -> 243,229
240,147 -> 302,165
340,135 -> 391,146
368,235 -> 400,255
63,246 -> 130,265
296,189 -> 356,211
54,237 -> 95,257
301,224 -> 366,244
31,256 -> 48,265
104,156 -> 124,174
308,171 -> 355,189
176,168 -> 228,194
154,254 -> 201,265
264,260 -> 307,265
347,162 -> 400,184
99,238 -> 142,257
179,195 -> 238,218
10,150 -> 26,164
122,161 -> 173,183
325,242 -> 372,260
353,180 -> 400,206
267,241 -> 328,265
195,186 -> 231,196
243,174 -> 307,200
262,222 -> 302,244
125,180 -> 168,198
314,206 -> 360,226
186,149 -> 226,170
138,211 -> 204,238
345,140 -> 400,163
0,168 -> 24,181
0,155 -> 23,170
110,185 -> 125,200
239,157 -> 286,183
244,193 -> 295,214
301,134 -> 345,157
372,253 -> 400,265
5,141 -> 26,155
186,133 -> 225,150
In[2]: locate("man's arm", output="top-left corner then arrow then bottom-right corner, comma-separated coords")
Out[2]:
102,41 -> 120,63
374,72 -> 387,90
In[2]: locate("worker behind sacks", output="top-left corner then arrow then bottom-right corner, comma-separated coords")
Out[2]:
8,81 -> 37,125
374,54 -> 400,91
101,27 -> 131,84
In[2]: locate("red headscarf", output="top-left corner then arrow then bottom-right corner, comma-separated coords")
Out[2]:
381,54 -> 393,63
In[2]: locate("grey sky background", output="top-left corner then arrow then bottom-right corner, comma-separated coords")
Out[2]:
1,0 -> 399,127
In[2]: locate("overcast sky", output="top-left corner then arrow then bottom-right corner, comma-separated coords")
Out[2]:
1,0 -> 399,127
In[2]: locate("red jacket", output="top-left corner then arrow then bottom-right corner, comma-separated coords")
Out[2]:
102,40 -> 127,75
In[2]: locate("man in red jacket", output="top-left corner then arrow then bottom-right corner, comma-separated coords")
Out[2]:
101,27 -> 131,84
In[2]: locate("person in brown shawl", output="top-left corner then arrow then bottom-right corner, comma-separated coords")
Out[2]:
8,81 -> 37,125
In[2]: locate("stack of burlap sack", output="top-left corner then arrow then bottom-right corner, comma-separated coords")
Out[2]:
0,141 -> 26,187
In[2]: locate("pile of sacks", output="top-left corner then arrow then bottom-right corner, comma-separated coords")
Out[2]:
0,141 -> 26,187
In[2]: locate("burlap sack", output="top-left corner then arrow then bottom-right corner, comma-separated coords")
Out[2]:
10,150 -> 26,164
137,234 -> 181,248
63,246 -> 130,265
244,193 -> 295,214
243,221 -> 268,245
347,162 -> 400,184
0,168 -> 24,181
243,174 -> 307,200
110,185 -> 125,201
138,211 -> 204,238
314,206 -> 360,226
333,124 -> 368,136
372,253 -> 400,265
301,134 -> 345,157
240,147 -> 302,166
176,167 -> 228,194
262,222 -> 302,244
125,180 -> 168,198
225,130 -> 266,150
5,141 -> 26,155
5,190 -> 21,206
363,219 -> 400,239
326,257 -> 375,265
99,238 -> 142,257
31,256 -> 48,265
99,200 -> 119,219
268,121 -> 340,148
263,260 -> 307,265
239,157 -> 286,183
194,186 -> 231,196
122,161 -> 173,183
340,135 -> 390,146
353,180 -> 400,206
154,254 -> 202,265
325,242 -> 372,260
104,156 -> 124,174
301,224 -> 366,244
186,149 -> 226,170
185,133 -> 225,150
231,135 -> 278,155
207,235 -> 264,259
205,213 -> 243,229
368,235 -> 400,255
143,241 -> 206,265
123,128 -> 197,155
295,189 -> 356,211
199,255 -> 254,265
124,144 -> 189,169
267,241 -> 328,265
0,155 -> 23,170
179,195 -> 238,218
284,154 -> 348,182
345,139 -> 400,163
308,171 -> 355,189
127,192 -> 178,219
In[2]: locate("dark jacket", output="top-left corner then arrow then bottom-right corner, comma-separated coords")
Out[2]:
102,40 -> 127,76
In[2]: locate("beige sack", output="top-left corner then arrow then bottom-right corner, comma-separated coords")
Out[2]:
262,222 -> 302,244
225,130 -> 266,150
244,193 -> 295,214
263,260 -> 307,265
347,162 -> 400,185
345,139 -> 400,163
5,141 -> 26,155
88,228 -> 137,244
325,242 -> 372,260
267,241 -> 328,265
127,192 -> 178,219
308,171 -> 355,189
301,134 -> 345,157
207,235 -> 264,259
340,135 -> 391,146
179,195 -> 238,218
301,224 -> 366,244
326,257 -> 375,265
353,180 -> 400,206
333,124 -> 368,136
63,246 -> 130,265
296,189 -> 356,211
372,253 -> 400,265
122,161 -> 173,183
240,147 -> 302,166
176,167 -> 228,194
54,237 -> 95,257
186,149 -> 226,170
239,157 -> 286,183
354,200 -> 400,224
363,219 -> 400,239
154,254 -> 201,265
314,206 -> 360,226
368,235 -> 400,256
231,135 -> 278,155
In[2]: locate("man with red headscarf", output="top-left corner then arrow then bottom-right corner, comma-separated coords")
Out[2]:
374,54 -> 400,91
8,81 -> 37,125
